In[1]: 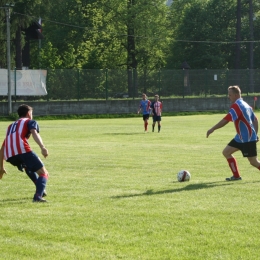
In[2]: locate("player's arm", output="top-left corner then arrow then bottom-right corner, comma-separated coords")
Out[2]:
253,118 -> 258,134
206,118 -> 229,138
0,142 -> 7,179
30,129 -> 48,158
137,104 -> 142,114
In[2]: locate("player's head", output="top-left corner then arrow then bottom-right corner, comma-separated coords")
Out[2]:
17,104 -> 33,119
142,93 -> 147,100
154,94 -> 159,101
228,85 -> 241,103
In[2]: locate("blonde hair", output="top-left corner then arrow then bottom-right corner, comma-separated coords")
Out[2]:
228,85 -> 241,95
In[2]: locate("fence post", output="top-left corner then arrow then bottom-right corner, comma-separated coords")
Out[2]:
14,67 -> 16,102
77,68 -> 80,101
182,69 -> 185,98
205,68 -> 207,97
46,68 -> 49,101
158,68 -> 161,97
132,68 -> 135,100
105,68 -> 108,100
247,68 -> 250,96
225,69 -> 229,93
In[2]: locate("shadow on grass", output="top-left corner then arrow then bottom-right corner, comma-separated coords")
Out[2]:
0,197 -> 32,204
111,181 -> 233,199
104,132 -> 149,135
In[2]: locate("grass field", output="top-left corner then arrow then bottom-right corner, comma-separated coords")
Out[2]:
1,114 -> 260,259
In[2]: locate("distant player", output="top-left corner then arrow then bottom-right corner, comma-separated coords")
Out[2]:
0,104 -> 49,202
150,94 -> 163,133
206,85 -> 260,181
137,93 -> 151,132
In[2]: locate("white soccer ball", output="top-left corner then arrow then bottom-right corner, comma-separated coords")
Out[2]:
177,170 -> 191,182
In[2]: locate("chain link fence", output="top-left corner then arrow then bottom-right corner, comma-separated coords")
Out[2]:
11,69 -> 260,101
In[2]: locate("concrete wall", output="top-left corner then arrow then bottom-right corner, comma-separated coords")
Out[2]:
0,97 -> 257,116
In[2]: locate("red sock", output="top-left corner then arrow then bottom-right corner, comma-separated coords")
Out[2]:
145,122 -> 148,131
227,158 -> 240,178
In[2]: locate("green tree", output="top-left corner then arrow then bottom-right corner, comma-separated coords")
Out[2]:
166,0 -> 239,69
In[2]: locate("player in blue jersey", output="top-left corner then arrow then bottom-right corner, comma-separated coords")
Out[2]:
206,85 -> 260,181
137,93 -> 151,132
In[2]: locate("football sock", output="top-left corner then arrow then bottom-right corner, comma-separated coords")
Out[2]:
227,158 -> 240,177
35,173 -> 48,198
158,125 -> 161,132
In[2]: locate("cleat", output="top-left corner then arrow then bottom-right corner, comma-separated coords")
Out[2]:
33,198 -> 47,202
226,176 -> 242,181
42,190 -> 47,197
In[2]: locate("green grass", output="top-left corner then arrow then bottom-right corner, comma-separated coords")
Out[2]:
1,114 -> 260,259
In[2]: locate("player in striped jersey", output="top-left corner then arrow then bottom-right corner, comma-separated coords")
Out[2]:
151,94 -> 163,133
137,93 -> 151,132
206,86 -> 260,181
0,104 -> 49,202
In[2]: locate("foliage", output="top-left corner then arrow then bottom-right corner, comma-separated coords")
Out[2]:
0,0 -> 260,73
166,0 -> 260,69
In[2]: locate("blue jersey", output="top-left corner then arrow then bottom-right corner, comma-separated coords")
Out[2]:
224,98 -> 258,143
139,100 -> 151,115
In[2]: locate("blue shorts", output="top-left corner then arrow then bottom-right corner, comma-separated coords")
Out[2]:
7,151 -> 44,172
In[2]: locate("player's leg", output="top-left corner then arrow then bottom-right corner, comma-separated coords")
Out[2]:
245,141 -> 260,169
145,119 -> 148,131
22,151 -> 49,202
24,167 -> 47,197
143,115 -> 149,132
34,166 -> 49,202
157,116 -> 161,132
247,156 -> 260,168
152,116 -> 156,132
222,145 -> 241,180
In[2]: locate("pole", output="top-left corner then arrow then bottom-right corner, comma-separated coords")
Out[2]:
5,5 -> 12,114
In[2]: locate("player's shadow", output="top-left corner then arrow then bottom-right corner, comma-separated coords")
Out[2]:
0,197 -> 32,204
104,133 -> 146,135
111,181 -> 233,199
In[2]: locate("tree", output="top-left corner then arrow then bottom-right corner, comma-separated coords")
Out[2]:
166,0 -> 238,69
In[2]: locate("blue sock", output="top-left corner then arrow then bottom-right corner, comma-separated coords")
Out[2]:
25,169 -> 38,184
34,175 -> 48,199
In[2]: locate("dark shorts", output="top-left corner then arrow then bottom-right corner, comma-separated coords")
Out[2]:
143,114 -> 150,121
228,139 -> 257,157
7,151 -> 44,172
153,115 -> 161,122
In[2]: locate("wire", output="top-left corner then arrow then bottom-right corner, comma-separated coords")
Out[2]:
11,12 -> 260,44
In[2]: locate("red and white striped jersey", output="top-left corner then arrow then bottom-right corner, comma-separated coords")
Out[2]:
151,101 -> 163,116
3,118 -> 38,160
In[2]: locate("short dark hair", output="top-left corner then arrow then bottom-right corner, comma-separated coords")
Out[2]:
17,104 -> 33,117
228,85 -> 241,95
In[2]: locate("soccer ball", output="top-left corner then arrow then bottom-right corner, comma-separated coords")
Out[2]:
177,170 -> 191,182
